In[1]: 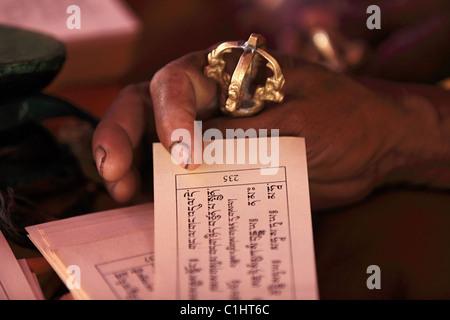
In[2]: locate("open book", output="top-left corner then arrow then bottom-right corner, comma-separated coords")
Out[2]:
26,137 -> 318,299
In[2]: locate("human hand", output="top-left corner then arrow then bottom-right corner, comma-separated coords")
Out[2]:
91,48 -> 447,209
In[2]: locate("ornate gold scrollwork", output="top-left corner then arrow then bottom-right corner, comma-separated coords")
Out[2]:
204,34 -> 285,117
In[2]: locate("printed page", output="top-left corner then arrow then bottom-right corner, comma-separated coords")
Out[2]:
153,137 -> 318,300
26,203 -> 155,300
53,230 -> 154,300
0,231 -> 40,300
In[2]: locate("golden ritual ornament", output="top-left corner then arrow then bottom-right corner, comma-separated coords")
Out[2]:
204,33 -> 285,117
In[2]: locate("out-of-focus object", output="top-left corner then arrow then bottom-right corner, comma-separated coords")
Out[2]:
0,25 -> 65,101
205,33 -> 285,117
439,77 -> 450,90
0,0 -> 142,89
0,24 -> 100,249
0,25 -> 97,132
308,28 -> 366,73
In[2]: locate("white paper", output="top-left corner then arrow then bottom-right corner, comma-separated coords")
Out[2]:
153,137 -> 318,300
26,203 -> 155,300
0,231 -> 40,300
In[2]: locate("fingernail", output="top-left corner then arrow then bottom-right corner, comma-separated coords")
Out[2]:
95,146 -> 107,177
169,141 -> 191,169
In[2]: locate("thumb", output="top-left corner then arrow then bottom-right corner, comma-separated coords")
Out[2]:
150,51 -> 217,170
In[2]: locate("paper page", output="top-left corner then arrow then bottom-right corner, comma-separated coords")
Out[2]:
153,137 -> 318,300
17,259 -> 46,300
53,230 -> 154,300
26,203 -> 155,300
0,231 -> 39,300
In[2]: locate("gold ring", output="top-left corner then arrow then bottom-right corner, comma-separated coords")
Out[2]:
204,33 -> 285,117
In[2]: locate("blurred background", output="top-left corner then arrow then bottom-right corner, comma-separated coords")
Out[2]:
2,0 -> 446,115
124,0 -> 449,83
51,0 -> 450,115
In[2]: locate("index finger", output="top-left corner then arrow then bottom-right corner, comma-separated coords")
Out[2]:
150,50 -> 218,169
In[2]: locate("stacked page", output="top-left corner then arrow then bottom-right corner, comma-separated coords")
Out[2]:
26,203 -> 154,299
0,231 -> 44,300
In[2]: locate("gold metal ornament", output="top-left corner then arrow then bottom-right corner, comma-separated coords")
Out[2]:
204,33 -> 285,117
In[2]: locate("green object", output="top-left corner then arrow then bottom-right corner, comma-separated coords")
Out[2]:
0,93 -> 98,131
0,26 -> 100,249
0,24 -> 97,129
0,25 -> 66,101
0,25 -> 98,187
